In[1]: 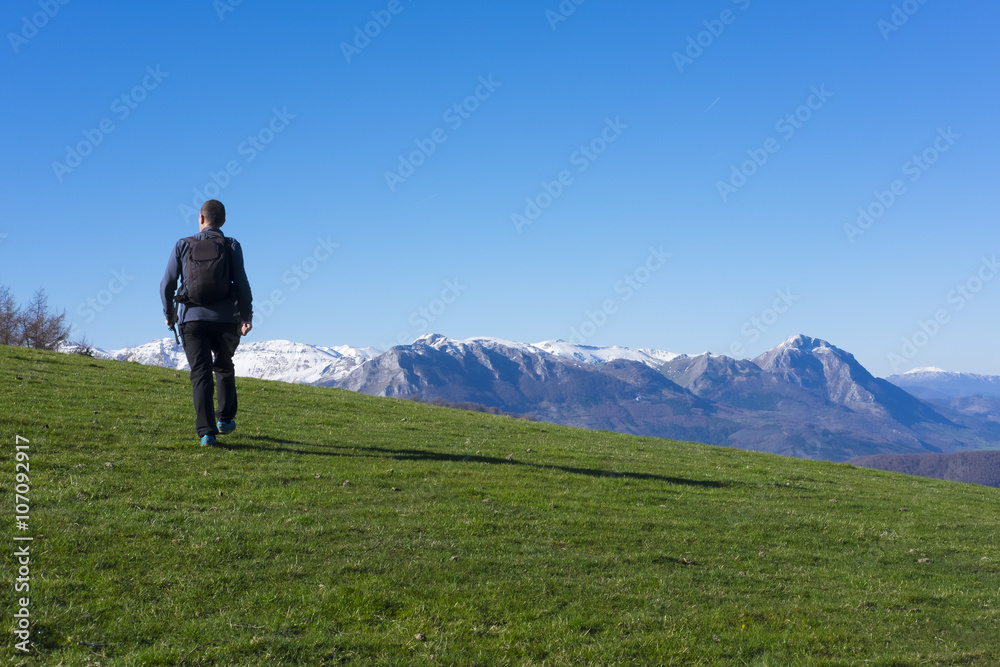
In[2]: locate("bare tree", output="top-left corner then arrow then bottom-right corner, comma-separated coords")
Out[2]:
20,289 -> 70,350
0,284 -> 22,346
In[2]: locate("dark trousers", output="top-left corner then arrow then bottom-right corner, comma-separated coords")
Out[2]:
180,321 -> 241,437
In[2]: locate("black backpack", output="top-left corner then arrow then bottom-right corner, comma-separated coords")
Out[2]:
176,234 -> 235,306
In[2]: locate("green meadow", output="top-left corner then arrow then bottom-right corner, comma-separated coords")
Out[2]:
1,345 -> 998,665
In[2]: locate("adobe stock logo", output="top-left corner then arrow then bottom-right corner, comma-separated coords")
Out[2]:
843,127 -> 958,244
52,66 -> 170,182
728,289 -> 799,358
178,107 -> 296,224
887,255 -> 998,372
340,0 -> 414,63
255,236 -> 340,322
878,0 -> 931,40
545,0 -> 586,31
672,0 -> 752,73
8,0 -> 71,54
213,0 -> 244,21
381,278 -> 468,350
384,76 -> 501,192
75,268 -> 134,325
716,85 -> 833,202
511,117 -> 628,234
568,246 -> 670,344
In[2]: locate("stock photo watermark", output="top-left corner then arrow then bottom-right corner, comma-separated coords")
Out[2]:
729,289 -> 799,357
716,84 -> 833,202
672,0 -> 752,73
511,116 -> 628,234
340,0 -> 414,63
213,0 -> 243,21
887,255 -> 998,372
384,75 -> 502,192
878,0 -> 931,40
381,278 -> 468,349
8,0 -> 70,54
74,267 -> 134,326
568,246 -> 670,344
178,107 -> 296,224
51,65 -> 169,182
545,0 -> 586,31
255,236 -> 340,322
13,435 -> 33,653
843,126 -> 958,244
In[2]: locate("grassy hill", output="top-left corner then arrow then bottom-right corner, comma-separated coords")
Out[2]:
2,345 -> 999,666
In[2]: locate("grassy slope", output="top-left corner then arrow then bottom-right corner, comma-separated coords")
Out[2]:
1,345 -> 998,666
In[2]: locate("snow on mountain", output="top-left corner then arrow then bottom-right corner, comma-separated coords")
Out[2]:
886,368 -> 1000,400
74,338 -> 189,369
65,333 -> 681,386
58,332 -> 1000,461
750,334 -> 952,426
66,338 -> 380,385
340,332 -> 997,461
905,367 -> 948,375
533,340 -> 682,368
232,340 -> 381,385
405,334 -> 683,369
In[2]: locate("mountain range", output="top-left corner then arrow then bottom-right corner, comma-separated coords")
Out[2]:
70,333 -> 1000,465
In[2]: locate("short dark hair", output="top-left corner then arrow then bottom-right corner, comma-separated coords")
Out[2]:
201,200 -> 226,227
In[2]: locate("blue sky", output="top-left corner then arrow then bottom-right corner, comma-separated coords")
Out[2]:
2,0 -> 998,376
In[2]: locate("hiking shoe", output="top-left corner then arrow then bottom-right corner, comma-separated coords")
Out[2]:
217,419 -> 236,435
200,435 -> 216,447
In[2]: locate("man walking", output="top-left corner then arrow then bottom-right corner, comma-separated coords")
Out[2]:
161,200 -> 253,446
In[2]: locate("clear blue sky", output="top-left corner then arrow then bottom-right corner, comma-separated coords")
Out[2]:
3,0 -> 998,376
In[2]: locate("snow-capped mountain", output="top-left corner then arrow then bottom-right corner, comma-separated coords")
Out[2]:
98,337 -> 188,369
233,340 -> 381,385
405,334 -> 682,369
884,367 -> 1000,427
70,338 -> 380,385
886,367 -> 1000,400
338,333 -> 999,461
749,334 -> 949,425
339,332 -> 717,442
61,332 -> 1000,462
74,334 -> 681,386
533,339 -> 682,368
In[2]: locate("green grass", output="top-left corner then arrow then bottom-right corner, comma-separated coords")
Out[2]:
1,345 -> 999,666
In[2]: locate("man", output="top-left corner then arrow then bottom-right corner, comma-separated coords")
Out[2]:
161,200 -> 253,447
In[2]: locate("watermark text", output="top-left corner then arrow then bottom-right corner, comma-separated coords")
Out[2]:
844,126 -> 958,243
512,117 -> 628,233
887,255 -> 997,371
8,0 -> 70,54
717,85 -> 833,202
52,65 -> 169,182
13,435 -> 33,653
568,246 -> 670,344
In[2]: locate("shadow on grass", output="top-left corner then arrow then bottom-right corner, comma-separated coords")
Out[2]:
222,435 -> 732,488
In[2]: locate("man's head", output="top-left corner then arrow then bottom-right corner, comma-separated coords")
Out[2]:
198,200 -> 226,230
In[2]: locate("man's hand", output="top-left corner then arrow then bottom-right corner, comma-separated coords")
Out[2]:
166,319 -> 173,327
240,321 -> 253,336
